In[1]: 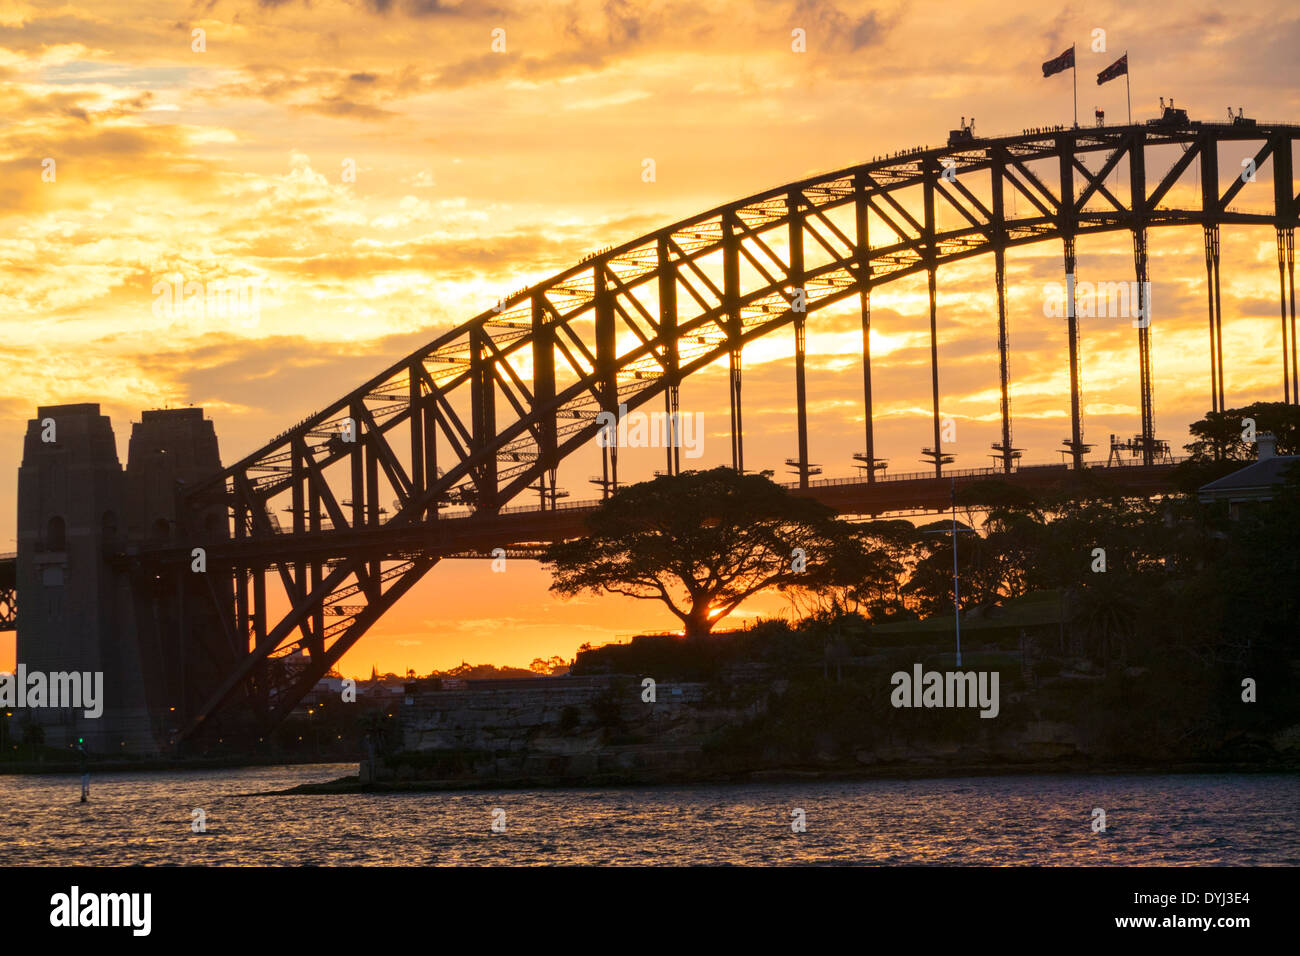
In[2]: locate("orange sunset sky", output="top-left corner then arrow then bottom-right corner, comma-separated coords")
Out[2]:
1,0 -> 1298,676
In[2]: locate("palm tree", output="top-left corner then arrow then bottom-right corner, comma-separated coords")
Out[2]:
1073,577 -> 1141,666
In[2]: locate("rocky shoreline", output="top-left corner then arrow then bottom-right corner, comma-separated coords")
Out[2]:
0,754 -> 357,775
310,648 -> 1300,795
276,757 -> 1300,795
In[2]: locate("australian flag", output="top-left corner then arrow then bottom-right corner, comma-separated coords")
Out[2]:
1041,47 -> 1075,78
1097,54 -> 1128,85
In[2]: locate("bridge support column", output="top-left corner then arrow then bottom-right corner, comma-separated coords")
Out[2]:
992,245 -> 1018,473
470,326 -> 499,510
422,378 -> 439,518
1289,230 -> 1300,405
349,399 -> 364,527
1278,228 -> 1296,404
290,440 -> 309,668
531,294 -> 558,505
1199,139 -> 1226,418
723,209 -> 744,472
1274,128 -> 1297,405
407,365 -> 423,508
365,438 -> 379,527
990,146 -> 1017,474
728,352 -> 743,473
1058,128 -> 1089,470
920,161 -> 948,479
656,235 -> 681,477
1203,225 -> 1224,415
594,264 -> 618,497
788,190 -> 810,489
1127,128 -> 1158,465
859,287 -> 877,481
793,317 -> 809,488
1062,236 -> 1087,469
1132,228 -> 1156,465
926,267 -> 944,478
306,463 -> 325,653
853,170 -> 880,482
665,385 -> 680,476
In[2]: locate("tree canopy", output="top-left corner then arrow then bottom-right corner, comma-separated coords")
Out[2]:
543,407 -> 1298,665
1175,401 -> 1300,490
543,467 -> 880,637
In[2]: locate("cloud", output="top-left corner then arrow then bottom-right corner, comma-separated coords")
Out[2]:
0,0 -> 1296,676
790,0 -> 900,53
200,64 -> 426,117
360,0 -> 506,16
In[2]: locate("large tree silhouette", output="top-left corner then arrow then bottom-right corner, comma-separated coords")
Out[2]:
543,468 -> 873,637
1175,401 -> 1300,491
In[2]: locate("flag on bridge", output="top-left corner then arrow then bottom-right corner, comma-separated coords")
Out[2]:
1097,54 -> 1128,85
1042,47 -> 1075,78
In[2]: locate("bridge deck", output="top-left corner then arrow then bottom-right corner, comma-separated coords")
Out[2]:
120,459 -> 1185,569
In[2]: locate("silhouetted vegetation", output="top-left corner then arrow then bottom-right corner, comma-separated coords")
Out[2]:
564,409 -> 1300,771
1173,401 -> 1300,491
544,467 -> 879,636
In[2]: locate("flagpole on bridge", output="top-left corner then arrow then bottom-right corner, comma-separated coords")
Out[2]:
1125,50 -> 1132,125
1072,43 -> 1078,128
1042,45 -> 1078,125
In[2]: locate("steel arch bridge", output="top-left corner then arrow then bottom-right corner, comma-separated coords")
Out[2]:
163,116 -> 1298,744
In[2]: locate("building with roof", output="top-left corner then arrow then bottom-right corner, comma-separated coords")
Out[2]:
1198,433 -> 1299,518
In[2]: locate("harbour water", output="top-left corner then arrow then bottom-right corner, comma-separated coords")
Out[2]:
1,765 -> 1296,865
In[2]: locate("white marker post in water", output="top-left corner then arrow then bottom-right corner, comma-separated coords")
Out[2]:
78,737 -> 88,803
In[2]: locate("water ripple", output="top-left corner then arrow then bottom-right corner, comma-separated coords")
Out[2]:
1,765 -> 1296,865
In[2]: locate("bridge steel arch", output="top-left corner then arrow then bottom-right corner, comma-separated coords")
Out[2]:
171,120 -> 1299,744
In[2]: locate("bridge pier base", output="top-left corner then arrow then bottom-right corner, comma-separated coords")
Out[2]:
14,405 -> 227,755
16,405 -> 141,753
